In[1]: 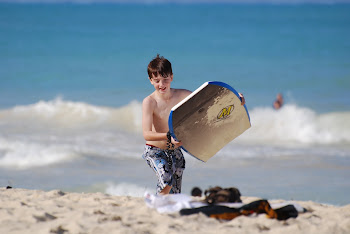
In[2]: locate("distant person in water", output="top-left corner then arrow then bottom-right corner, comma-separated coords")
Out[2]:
273,93 -> 284,110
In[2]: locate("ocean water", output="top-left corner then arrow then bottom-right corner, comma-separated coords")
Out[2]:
1,3 -> 350,206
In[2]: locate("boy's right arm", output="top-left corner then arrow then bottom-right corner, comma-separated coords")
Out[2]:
142,97 -> 167,141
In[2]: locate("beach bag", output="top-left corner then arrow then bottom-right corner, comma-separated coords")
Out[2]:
204,186 -> 242,204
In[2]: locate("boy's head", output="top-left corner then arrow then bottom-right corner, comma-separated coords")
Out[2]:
147,54 -> 173,80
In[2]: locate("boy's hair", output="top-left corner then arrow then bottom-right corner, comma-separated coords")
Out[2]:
147,54 -> 173,79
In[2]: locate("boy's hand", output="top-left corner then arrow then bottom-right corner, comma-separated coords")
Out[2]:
171,137 -> 182,148
239,93 -> 245,105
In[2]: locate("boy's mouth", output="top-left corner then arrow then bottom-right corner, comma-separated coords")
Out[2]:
159,87 -> 166,92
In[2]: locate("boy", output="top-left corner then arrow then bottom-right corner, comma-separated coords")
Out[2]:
142,54 -> 245,195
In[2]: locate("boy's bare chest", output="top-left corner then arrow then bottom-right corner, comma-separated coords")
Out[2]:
153,104 -> 172,122
152,100 -> 179,129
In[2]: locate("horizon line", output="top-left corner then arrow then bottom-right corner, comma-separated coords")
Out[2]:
1,0 -> 350,5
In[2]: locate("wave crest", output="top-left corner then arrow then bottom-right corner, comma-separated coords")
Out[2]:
1,97 -> 142,132
237,104 -> 350,145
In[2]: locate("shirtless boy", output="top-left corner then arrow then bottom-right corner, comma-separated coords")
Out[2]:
142,54 -> 245,195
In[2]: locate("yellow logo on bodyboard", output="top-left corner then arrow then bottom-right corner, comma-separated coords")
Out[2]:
217,104 -> 234,120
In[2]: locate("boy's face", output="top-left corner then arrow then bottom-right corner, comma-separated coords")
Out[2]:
149,74 -> 173,94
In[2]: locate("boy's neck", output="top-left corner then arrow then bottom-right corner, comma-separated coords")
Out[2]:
157,88 -> 173,101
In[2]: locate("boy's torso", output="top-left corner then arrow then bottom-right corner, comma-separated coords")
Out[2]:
146,88 -> 190,149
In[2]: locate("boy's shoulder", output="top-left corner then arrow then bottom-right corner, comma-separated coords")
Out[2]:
174,88 -> 191,93
173,88 -> 192,98
142,92 -> 156,106
142,89 -> 191,108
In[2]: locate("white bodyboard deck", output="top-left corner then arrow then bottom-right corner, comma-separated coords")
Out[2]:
168,81 -> 251,162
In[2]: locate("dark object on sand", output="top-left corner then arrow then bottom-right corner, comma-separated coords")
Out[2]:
180,199 -> 299,221
191,187 -> 202,197
204,186 -> 242,204
6,186 -> 12,189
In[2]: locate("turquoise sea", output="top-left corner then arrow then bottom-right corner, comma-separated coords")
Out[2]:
0,2 -> 349,205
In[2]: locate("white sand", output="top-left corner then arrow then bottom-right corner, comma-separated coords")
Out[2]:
1,188 -> 349,234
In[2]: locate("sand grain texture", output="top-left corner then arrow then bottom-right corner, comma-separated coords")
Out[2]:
1,188 -> 349,234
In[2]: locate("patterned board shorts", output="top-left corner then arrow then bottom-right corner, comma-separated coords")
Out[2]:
142,145 -> 186,194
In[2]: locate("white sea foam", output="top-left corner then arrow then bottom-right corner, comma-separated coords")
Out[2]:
0,97 -> 142,132
237,104 -> 350,145
1,99 -> 349,145
0,137 -> 77,169
0,99 -> 349,169
105,182 -> 152,197
0,98 -> 144,169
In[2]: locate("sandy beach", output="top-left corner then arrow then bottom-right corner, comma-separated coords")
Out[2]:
1,188 -> 349,234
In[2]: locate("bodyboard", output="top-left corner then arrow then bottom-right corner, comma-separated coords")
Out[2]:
168,81 -> 251,162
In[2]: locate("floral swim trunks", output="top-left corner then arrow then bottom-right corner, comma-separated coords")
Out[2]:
142,145 -> 185,194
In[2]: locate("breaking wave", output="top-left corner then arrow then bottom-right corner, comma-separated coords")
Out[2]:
0,98 -> 349,169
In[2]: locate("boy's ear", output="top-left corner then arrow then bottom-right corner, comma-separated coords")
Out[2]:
148,77 -> 154,84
